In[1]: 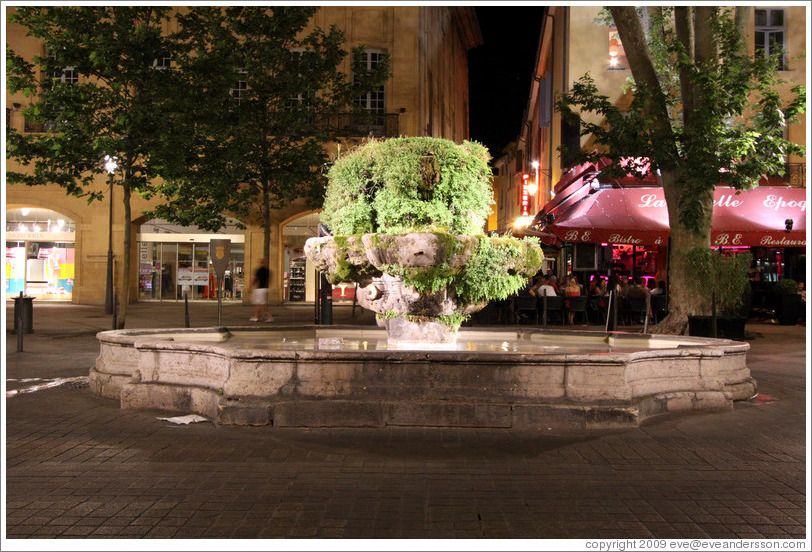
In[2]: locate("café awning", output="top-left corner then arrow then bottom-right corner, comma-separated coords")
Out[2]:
544,186 -> 807,247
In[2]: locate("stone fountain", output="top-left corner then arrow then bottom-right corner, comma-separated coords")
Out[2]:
89,137 -> 757,428
304,137 -> 543,347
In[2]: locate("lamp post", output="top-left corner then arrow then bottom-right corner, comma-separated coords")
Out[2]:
104,155 -> 117,315
530,161 -> 540,207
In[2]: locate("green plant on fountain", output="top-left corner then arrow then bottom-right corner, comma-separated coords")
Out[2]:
305,136 -> 543,344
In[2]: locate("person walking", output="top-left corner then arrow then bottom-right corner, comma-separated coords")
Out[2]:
250,258 -> 273,322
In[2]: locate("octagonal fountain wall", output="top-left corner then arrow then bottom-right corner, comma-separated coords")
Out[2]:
90,325 -> 756,429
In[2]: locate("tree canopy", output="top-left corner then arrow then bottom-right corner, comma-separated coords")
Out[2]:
7,6 -> 390,325
556,6 -> 805,332
150,6 -> 391,261
7,6 -> 179,327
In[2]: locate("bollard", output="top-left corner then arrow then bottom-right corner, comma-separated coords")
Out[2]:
320,272 -> 333,325
185,291 -> 190,328
643,294 -> 650,334
606,290 -> 618,332
112,291 -> 118,330
13,291 -> 34,334
314,270 -> 321,324
16,297 -> 24,352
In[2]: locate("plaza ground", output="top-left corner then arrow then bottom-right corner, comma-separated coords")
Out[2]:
3,300 -> 809,542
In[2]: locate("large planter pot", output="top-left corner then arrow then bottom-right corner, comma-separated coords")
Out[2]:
776,294 -> 802,326
304,232 -> 539,345
688,316 -> 747,341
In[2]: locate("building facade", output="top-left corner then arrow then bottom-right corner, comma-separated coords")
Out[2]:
495,5 -> 807,286
5,6 -> 481,306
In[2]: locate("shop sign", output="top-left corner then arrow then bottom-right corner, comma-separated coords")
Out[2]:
712,233 -> 744,246
209,239 -> 231,282
763,194 -> 806,212
520,173 -> 530,216
758,235 -> 806,247
177,268 -> 210,286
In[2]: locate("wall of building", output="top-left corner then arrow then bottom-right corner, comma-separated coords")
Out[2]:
493,5 -> 807,233
6,6 -> 481,306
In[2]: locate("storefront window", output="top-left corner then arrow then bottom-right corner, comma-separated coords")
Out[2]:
137,216 -> 244,302
5,208 -> 75,301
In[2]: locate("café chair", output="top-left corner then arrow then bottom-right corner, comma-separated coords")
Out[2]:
513,296 -> 539,325
627,296 -> 650,325
650,294 -> 669,323
566,295 -> 590,325
539,295 -> 565,326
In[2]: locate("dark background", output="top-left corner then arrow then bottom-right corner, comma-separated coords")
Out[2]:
468,6 -> 546,159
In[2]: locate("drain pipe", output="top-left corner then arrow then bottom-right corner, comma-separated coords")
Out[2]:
545,10 -> 557,200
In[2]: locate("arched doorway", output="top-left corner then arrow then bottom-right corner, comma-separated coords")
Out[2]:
281,212 -> 320,302
136,216 -> 245,301
5,207 -> 76,301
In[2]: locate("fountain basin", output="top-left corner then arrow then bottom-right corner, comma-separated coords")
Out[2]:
90,326 -> 756,429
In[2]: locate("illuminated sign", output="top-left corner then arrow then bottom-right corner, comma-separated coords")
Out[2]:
520,173 -> 530,216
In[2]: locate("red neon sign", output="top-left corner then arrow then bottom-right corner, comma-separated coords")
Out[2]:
520,173 -> 530,216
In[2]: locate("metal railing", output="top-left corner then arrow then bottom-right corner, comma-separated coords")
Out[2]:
315,112 -> 399,138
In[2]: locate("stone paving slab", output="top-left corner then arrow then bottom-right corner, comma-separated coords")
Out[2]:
3,301 -> 809,543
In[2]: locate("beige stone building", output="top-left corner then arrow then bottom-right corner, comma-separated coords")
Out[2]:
5,6 -> 481,306
495,5 -> 807,282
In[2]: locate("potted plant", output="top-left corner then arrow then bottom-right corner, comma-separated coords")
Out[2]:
774,278 -> 801,326
685,247 -> 752,340
305,137 -> 543,346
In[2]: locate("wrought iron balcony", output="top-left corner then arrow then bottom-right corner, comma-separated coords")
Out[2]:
315,112 -> 400,138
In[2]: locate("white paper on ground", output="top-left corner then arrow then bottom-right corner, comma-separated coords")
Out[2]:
157,414 -> 209,424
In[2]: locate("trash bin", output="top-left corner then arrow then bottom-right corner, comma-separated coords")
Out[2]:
13,293 -> 34,334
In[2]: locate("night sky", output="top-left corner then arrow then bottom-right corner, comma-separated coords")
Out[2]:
468,6 -> 546,159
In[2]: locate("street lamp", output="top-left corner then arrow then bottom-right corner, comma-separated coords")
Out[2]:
527,161 -> 540,197
104,155 -> 117,315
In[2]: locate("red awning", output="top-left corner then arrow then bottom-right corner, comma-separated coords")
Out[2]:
546,187 -> 807,247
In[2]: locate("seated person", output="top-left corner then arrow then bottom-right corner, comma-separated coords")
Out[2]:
626,275 -> 652,321
530,277 -> 558,297
651,280 -> 667,296
591,277 -> 607,296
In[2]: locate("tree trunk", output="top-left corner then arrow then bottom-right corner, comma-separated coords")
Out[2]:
650,168 -> 712,335
674,7 -> 695,125
116,181 -> 132,329
734,7 -> 750,56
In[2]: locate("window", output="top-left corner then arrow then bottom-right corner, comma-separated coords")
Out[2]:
152,54 -> 171,70
285,49 -> 314,111
608,27 -> 629,70
755,9 -> 786,70
46,48 -> 78,83
230,68 -> 248,104
353,50 -> 385,119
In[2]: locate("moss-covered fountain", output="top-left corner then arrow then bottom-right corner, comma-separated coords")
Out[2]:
304,137 -> 543,346
90,137 -> 756,429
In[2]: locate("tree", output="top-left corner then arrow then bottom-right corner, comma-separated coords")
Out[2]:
149,6 -> 391,270
7,6 -> 179,328
557,6 -> 805,334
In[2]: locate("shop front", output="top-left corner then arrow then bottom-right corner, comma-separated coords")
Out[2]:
531,160 -> 807,291
5,208 -> 76,301
281,212 -> 358,304
137,218 -> 245,301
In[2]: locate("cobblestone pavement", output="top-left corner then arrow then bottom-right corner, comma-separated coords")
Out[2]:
3,301 -> 809,545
